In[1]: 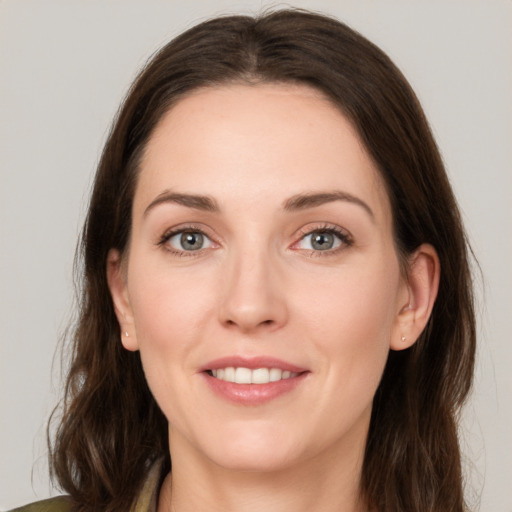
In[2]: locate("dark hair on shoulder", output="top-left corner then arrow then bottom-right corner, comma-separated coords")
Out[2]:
48,8 -> 476,512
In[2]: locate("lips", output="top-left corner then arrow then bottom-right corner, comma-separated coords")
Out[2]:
201,356 -> 308,405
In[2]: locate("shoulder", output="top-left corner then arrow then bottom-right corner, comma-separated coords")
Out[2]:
8,496 -> 73,512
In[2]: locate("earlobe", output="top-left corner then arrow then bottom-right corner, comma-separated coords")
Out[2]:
106,248 -> 139,351
390,244 -> 440,351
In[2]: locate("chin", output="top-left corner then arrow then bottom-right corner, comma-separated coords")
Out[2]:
209,445 -> 300,473
193,421 -> 307,473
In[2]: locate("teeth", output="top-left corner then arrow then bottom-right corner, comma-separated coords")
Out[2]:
269,368 -> 282,382
252,368 -> 269,384
210,367 -> 299,384
224,367 -> 235,382
235,367 -> 252,384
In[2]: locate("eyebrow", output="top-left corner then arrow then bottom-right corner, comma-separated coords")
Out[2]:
144,191 -> 220,217
282,191 -> 374,220
143,189 -> 374,220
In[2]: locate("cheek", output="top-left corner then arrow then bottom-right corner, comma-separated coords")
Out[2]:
295,258 -> 400,390
127,256 -> 219,357
298,259 -> 399,339
126,259 -> 220,419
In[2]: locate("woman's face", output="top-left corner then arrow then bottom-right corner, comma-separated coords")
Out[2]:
111,83 -> 411,472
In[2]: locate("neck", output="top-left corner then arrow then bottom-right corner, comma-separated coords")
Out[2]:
158,430 -> 368,512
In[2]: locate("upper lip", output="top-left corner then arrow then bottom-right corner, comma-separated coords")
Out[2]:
200,356 -> 307,373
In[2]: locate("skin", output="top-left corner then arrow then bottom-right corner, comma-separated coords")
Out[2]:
108,83 -> 439,512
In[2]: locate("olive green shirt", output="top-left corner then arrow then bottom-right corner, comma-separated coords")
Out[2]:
9,461 -> 161,512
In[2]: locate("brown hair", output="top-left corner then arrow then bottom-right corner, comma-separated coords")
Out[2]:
49,9 -> 476,512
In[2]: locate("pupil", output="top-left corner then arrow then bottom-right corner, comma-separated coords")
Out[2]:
181,232 -> 203,250
312,232 -> 333,250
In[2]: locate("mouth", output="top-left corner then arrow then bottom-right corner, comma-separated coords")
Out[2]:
207,367 -> 300,384
201,357 -> 308,405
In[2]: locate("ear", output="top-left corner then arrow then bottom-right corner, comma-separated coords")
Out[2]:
106,248 -> 139,351
390,244 -> 440,351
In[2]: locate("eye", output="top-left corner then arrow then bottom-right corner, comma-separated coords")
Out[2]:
299,230 -> 341,251
164,230 -> 214,252
294,227 -> 351,253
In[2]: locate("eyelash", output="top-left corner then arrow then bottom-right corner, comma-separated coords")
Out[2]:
158,224 -> 214,257
157,223 -> 353,258
293,224 -> 353,258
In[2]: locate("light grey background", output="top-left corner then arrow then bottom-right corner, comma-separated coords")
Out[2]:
1,1 -> 510,510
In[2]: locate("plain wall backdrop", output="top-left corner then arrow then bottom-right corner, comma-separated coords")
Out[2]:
1,0 -> 511,510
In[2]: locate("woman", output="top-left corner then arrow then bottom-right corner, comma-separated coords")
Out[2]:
11,8 -> 475,512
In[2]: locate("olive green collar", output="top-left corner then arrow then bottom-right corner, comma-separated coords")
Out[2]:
129,458 -> 164,512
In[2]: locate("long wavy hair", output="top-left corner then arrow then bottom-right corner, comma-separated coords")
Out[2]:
49,9 -> 476,512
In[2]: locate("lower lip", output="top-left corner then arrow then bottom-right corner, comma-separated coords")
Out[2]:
202,372 -> 308,405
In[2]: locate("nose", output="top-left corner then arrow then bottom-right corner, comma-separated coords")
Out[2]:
218,246 -> 288,333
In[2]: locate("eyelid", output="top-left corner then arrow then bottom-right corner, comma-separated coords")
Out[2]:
156,222 -> 352,258
158,223 -> 220,256
168,231 -> 214,251
290,223 -> 353,255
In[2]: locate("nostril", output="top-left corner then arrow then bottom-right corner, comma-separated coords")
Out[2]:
222,317 -> 275,330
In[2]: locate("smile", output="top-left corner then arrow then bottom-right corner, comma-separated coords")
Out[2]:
202,357 -> 308,405
208,367 -> 300,384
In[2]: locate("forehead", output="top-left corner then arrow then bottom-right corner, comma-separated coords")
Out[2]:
136,83 -> 390,220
